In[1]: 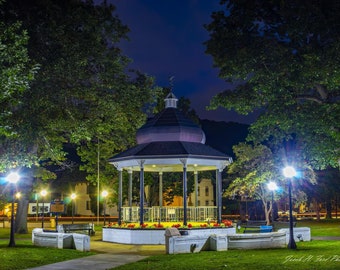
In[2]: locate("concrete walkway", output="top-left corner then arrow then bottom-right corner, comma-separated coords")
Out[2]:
27,234 -> 165,270
26,235 -> 340,270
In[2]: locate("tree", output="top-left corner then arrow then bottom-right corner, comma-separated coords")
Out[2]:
225,142 -> 316,224
225,143 -> 279,224
304,168 -> 340,220
1,0 -> 158,233
205,0 -> 340,170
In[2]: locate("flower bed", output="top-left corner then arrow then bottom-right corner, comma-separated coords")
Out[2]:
102,220 -> 235,245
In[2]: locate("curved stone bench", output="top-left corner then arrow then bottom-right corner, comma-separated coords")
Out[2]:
278,227 -> 311,243
227,231 -> 287,249
32,228 -> 90,252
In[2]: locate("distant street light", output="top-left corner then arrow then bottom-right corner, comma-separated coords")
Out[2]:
40,190 -> 47,229
267,181 -> 278,224
101,190 -> 108,225
71,193 -> 76,224
6,172 -> 20,247
283,166 -> 297,249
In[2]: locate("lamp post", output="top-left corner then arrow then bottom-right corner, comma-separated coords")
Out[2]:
283,166 -> 297,249
267,181 -> 278,224
6,172 -> 20,247
101,190 -> 108,225
71,193 -> 76,224
40,190 -> 47,229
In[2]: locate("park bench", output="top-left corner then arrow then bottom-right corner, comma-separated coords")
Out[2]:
60,223 -> 95,236
243,220 -> 269,233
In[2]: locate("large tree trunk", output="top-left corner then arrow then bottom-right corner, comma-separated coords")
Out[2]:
15,175 -> 34,234
15,196 -> 29,233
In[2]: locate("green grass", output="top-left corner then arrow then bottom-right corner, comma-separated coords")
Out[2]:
0,220 -> 339,269
0,226 -> 96,270
0,240 -> 96,270
297,219 -> 340,237
114,241 -> 340,270
113,219 -> 340,270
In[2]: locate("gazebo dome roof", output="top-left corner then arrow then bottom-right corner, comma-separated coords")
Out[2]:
136,93 -> 206,144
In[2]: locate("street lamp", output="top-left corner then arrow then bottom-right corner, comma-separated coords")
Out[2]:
6,172 -> 20,247
101,190 -> 108,226
283,166 -> 297,249
267,181 -> 278,224
40,190 -> 47,229
71,193 -> 76,224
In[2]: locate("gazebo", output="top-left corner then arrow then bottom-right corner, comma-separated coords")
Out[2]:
109,92 -> 232,226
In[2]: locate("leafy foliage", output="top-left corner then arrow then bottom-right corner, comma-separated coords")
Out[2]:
225,142 -> 316,223
0,0 -> 159,232
205,0 -> 340,169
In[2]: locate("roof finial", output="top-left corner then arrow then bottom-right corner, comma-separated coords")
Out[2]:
169,75 -> 174,91
164,76 -> 177,108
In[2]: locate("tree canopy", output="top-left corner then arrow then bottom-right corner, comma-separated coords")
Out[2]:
205,0 -> 340,169
0,0 -> 159,232
225,142 -> 316,223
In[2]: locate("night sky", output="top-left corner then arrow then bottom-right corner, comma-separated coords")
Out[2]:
110,0 -> 257,124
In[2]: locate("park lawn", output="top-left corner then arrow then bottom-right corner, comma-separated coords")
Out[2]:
297,219 -> 340,237
0,239 -> 96,270
0,220 -> 339,269
114,241 -> 340,270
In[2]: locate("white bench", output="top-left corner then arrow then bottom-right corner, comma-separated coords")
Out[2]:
32,228 -> 90,251
278,227 -> 311,243
227,231 -> 287,249
165,228 -> 288,254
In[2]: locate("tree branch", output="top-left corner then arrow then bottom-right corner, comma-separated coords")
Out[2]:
296,95 -> 323,104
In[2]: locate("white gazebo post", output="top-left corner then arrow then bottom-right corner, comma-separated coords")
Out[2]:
118,168 -> 123,225
159,171 -> 163,222
216,167 -> 223,224
181,159 -> 188,226
139,160 -> 145,225
194,170 -> 198,221
128,169 -> 133,221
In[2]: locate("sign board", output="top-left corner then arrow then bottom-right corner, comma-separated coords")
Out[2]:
28,203 -> 50,214
50,201 -> 65,214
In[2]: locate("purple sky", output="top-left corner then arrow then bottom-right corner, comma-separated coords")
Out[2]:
110,0 -> 256,124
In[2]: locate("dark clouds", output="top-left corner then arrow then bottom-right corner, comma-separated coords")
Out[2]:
111,0 -> 256,124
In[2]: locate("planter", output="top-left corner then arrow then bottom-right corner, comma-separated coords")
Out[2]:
102,226 -> 236,245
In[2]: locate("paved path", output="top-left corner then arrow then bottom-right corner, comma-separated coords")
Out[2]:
27,234 -> 164,270
26,235 -> 340,270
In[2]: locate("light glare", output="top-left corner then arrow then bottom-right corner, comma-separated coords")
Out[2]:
283,166 -> 297,178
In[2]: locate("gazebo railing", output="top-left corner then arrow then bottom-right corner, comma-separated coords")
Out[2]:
122,206 -> 217,223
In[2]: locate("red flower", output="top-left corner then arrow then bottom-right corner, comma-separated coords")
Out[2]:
188,223 -> 193,228
222,219 -> 233,227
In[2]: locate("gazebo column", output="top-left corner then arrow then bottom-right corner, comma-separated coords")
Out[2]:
194,171 -> 198,221
159,172 -> 163,222
217,168 -> 223,224
128,169 -> 133,221
194,171 -> 198,207
139,160 -> 145,225
181,159 -> 188,226
118,168 -> 123,225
